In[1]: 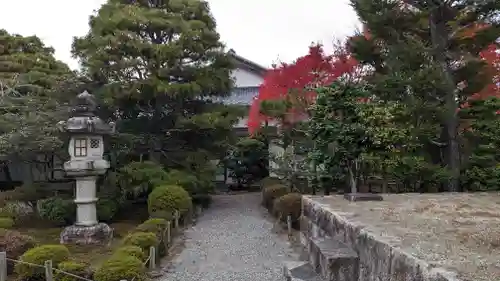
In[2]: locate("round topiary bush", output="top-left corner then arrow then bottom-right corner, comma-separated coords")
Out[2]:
122,231 -> 159,253
15,244 -> 70,279
262,184 -> 289,210
94,255 -> 145,281
148,185 -> 192,219
0,217 -> 14,229
97,198 -> 119,222
113,246 -> 146,261
0,229 -> 36,273
135,218 -> 168,257
273,193 -> 302,227
38,197 -> 75,226
55,261 -> 92,281
164,170 -> 199,195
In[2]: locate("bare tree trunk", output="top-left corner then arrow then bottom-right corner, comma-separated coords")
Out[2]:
430,7 -> 460,192
347,159 -> 359,193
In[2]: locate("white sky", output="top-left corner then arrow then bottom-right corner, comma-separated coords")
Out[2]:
0,0 -> 360,70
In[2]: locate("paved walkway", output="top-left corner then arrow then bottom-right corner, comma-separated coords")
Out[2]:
161,193 -> 299,281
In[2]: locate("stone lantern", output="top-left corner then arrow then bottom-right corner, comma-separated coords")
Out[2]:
57,90 -> 116,244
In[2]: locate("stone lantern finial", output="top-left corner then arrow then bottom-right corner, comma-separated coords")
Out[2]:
71,90 -> 97,117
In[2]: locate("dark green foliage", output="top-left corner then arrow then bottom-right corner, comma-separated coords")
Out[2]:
147,185 -> 192,219
117,161 -> 169,198
0,29 -> 76,159
261,184 -> 289,210
225,137 -> 269,188
94,255 -> 145,281
460,97 -> 500,191
15,245 -> 70,279
38,197 -> 75,226
72,0 -> 240,170
191,194 -> 212,208
97,198 -> 119,222
55,261 -> 93,281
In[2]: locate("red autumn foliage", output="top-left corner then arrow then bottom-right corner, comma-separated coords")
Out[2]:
247,44 -> 357,134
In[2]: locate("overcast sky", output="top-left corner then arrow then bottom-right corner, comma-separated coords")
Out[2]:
0,0 -> 360,70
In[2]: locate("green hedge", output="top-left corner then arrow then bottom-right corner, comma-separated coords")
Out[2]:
148,185 -> 192,219
15,245 -> 70,279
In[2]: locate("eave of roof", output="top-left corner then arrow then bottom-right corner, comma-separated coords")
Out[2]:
228,49 -> 268,76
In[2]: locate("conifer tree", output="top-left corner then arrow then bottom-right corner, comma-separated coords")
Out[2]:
72,0 -> 240,168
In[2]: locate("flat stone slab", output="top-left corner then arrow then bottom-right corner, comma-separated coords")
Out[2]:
343,193 -> 383,202
302,193 -> 500,281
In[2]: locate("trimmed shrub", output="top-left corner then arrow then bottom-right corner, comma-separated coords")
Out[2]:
15,244 -> 70,279
136,218 -> 168,257
262,184 -> 289,210
191,194 -> 212,208
273,193 -> 302,227
118,161 -> 169,197
260,177 -> 282,188
164,170 -> 198,195
94,255 -> 145,281
122,232 -> 159,254
55,261 -> 92,281
97,198 -> 119,222
113,246 -> 146,261
38,197 -> 75,226
0,229 -> 36,273
0,217 -> 14,229
148,185 -> 192,219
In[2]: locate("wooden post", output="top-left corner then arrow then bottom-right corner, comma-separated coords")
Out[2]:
149,246 -> 156,270
0,252 -> 6,281
287,215 -> 292,236
174,210 -> 179,229
44,260 -> 53,281
166,221 -> 171,245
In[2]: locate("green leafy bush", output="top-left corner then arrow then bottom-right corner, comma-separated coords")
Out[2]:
55,261 -> 92,281
191,194 -> 212,208
94,255 -> 145,281
262,184 -> 289,210
273,193 -> 302,226
260,177 -> 282,188
225,137 -> 268,188
122,231 -> 158,254
15,245 -> 70,279
117,161 -> 169,198
0,217 -> 14,228
113,246 -> 146,261
148,185 -> 192,219
38,197 -> 75,226
97,198 -> 119,222
164,170 -> 198,195
136,218 -> 168,257
0,229 -> 36,273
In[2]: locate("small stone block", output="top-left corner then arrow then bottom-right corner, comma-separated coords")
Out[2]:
343,193 -> 383,202
309,237 -> 359,281
283,261 -> 325,281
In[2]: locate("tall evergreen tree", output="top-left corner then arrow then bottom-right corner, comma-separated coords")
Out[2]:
72,0 -> 240,169
349,0 -> 500,191
0,29 -> 75,159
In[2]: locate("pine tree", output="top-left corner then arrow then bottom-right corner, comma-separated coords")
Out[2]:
72,0 -> 240,168
0,29 -> 75,159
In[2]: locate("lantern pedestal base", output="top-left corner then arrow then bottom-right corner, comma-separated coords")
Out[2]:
60,223 -> 112,245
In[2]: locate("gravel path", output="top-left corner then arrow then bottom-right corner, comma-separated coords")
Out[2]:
161,193 -> 299,281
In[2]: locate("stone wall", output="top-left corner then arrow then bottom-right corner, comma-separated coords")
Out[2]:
300,196 -> 461,281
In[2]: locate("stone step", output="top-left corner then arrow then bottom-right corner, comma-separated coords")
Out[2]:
283,261 -> 326,281
306,236 -> 359,281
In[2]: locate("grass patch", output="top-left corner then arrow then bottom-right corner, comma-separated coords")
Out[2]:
15,204 -> 148,268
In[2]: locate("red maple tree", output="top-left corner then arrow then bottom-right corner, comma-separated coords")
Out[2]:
247,44 -> 357,134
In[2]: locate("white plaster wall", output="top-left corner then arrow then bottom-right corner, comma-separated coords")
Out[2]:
231,68 -> 264,87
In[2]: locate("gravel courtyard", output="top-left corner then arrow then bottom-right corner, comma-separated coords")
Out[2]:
161,193 -> 300,281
